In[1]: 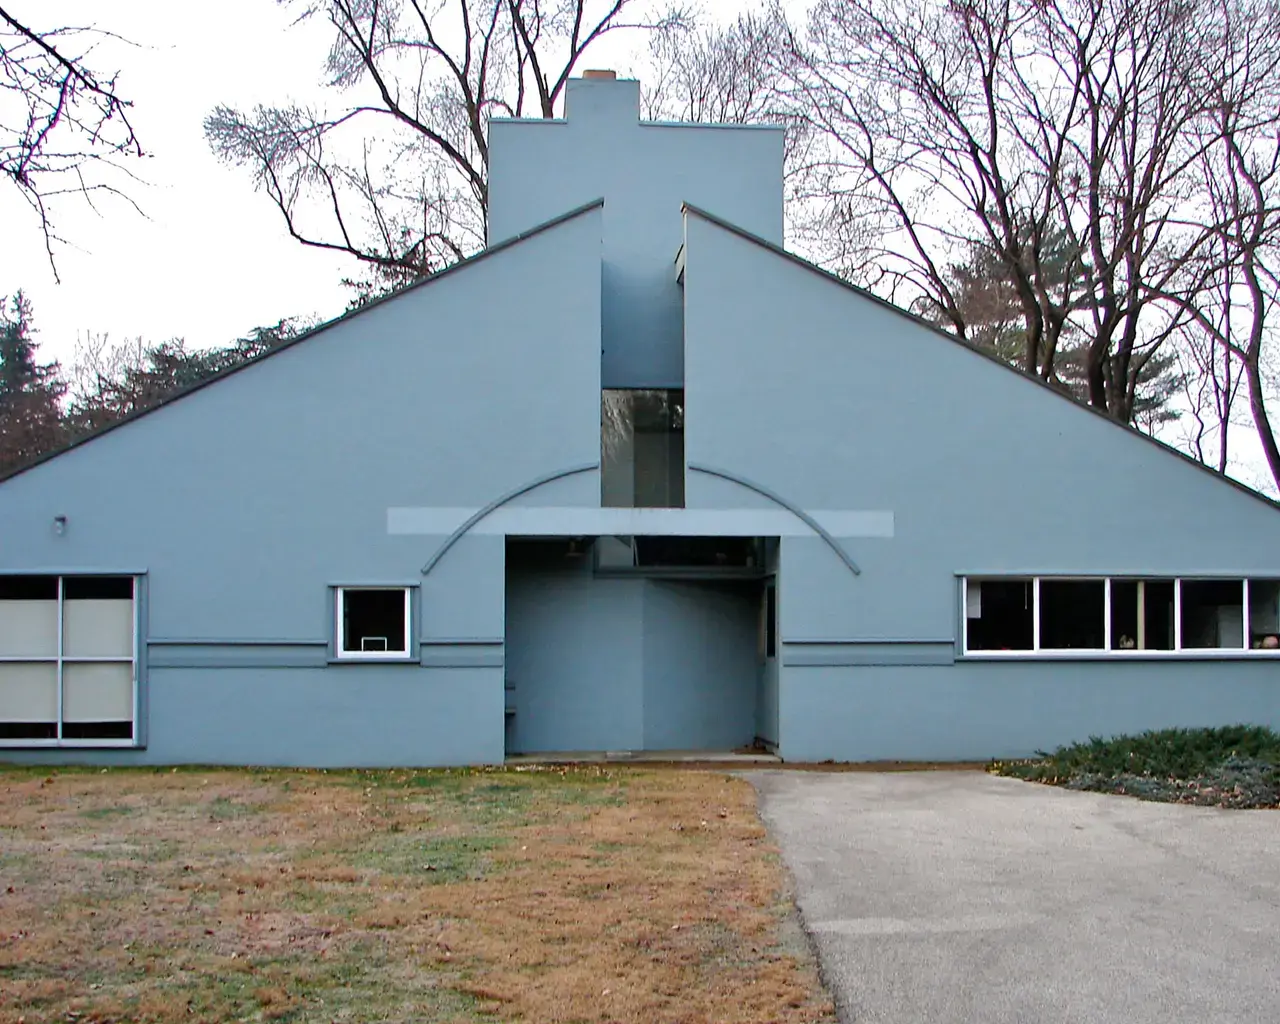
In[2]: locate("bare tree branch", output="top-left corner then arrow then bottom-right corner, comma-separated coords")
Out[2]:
206,0 -> 688,299
777,0 -> 1280,425
0,5 -> 143,281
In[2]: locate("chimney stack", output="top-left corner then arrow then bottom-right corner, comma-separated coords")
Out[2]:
582,69 -> 617,80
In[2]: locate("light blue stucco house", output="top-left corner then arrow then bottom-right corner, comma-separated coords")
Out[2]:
2,73 -> 1279,766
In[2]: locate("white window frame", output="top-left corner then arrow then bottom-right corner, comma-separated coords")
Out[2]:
333,586 -> 414,661
0,574 -> 139,748
961,575 -> 1280,659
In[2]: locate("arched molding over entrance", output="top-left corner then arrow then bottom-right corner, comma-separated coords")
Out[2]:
419,463 -> 599,576
687,463 -> 862,576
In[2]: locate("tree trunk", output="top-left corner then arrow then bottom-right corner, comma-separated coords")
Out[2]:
1217,344 -> 1230,475
1086,341 -> 1108,412
1244,351 -> 1280,492
1022,309 -> 1040,375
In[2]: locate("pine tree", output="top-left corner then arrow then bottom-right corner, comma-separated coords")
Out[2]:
67,317 -> 308,434
0,293 -> 67,474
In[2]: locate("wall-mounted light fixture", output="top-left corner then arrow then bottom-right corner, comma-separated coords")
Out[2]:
52,515 -> 67,536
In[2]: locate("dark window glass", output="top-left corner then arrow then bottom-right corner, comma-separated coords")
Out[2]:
1181,580 -> 1244,649
64,577 -> 133,600
341,589 -> 408,654
1144,581 -> 1176,650
1039,580 -> 1105,649
0,722 -> 56,740
1248,579 -> 1280,649
0,576 -> 57,600
966,579 -> 1033,651
62,721 -> 133,740
1111,580 -> 1137,648
1110,580 -> 1174,650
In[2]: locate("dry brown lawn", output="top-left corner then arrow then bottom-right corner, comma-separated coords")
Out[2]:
0,765 -> 835,1024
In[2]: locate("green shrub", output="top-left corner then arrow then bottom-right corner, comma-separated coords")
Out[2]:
989,726 -> 1280,808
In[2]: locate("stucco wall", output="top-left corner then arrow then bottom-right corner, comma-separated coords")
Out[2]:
642,579 -> 758,750
682,210 -> 1280,759
0,206 -> 603,767
683,213 -> 1280,626
781,660 -> 1280,762
489,78 -> 783,389
505,550 -> 646,753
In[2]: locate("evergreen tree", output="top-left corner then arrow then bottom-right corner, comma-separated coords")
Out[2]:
68,317 -> 309,434
0,293 -> 67,474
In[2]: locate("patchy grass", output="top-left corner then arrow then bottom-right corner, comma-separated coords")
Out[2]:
0,765 -> 834,1023
990,725 -> 1280,808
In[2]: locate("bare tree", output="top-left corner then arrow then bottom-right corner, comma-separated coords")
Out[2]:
0,5 -> 143,280
778,0 -> 1280,424
1152,0 -> 1280,488
637,10 -> 835,255
1172,317 -> 1244,472
1173,164 -> 1280,486
642,11 -> 789,125
206,0 -> 686,300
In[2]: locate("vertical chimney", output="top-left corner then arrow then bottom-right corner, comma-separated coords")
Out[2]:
582,69 -> 617,80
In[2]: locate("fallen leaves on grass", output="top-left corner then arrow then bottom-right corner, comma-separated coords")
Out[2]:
0,766 -> 834,1023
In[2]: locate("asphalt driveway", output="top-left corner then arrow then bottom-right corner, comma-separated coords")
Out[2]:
749,770 -> 1280,1024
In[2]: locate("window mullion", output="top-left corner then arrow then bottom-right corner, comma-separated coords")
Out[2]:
131,576 -> 139,740
336,588 -> 346,658
1174,579 -> 1183,651
1137,580 -> 1146,650
1243,578 -> 1250,650
405,588 -> 414,658
1032,577 -> 1041,652
55,576 -> 64,744
1103,577 -> 1112,651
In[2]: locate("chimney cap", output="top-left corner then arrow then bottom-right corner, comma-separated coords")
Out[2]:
582,69 -> 617,80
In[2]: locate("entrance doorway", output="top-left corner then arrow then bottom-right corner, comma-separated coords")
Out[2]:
504,537 -> 774,756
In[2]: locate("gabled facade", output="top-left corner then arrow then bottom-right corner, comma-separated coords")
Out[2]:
1,74 -> 1277,766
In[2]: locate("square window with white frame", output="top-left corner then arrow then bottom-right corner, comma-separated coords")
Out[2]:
335,587 -> 412,659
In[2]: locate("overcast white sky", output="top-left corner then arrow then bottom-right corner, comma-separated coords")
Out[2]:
0,0 -> 725,365
3,1 -> 1275,492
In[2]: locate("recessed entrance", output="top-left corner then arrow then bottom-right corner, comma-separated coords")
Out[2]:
503,537 -> 777,757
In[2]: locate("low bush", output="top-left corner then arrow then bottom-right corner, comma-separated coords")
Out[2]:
989,725 -> 1280,808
